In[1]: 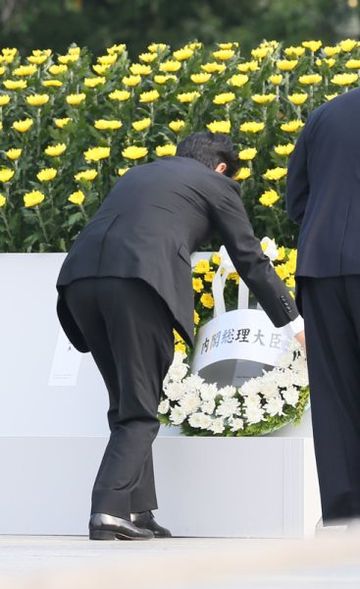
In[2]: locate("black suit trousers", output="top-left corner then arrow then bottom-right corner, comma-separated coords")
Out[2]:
301,276 -> 360,523
64,277 -> 174,518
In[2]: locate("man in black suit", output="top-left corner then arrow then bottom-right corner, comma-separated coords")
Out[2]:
287,88 -> 360,529
57,132 -> 304,541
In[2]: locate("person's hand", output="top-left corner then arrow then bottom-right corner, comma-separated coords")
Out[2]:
295,329 -> 306,350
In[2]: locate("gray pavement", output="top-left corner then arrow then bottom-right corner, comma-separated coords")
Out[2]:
1,535 -> 360,588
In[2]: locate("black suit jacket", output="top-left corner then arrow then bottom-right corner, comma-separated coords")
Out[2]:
286,87 -> 360,278
57,156 -> 299,352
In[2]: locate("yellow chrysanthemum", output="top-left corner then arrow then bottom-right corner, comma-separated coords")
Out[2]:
207,120 -> 231,133
42,80 -> 63,87
298,74 -> 322,85
66,93 -> 86,106
92,64 -> 111,75
54,117 -> 71,128
268,74 -> 283,85
3,80 -> 27,90
276,246 -> 286,261
227,272 -> 240,284
331,73 -> 358,86
200,293 -> 214,309
252,93 -> 276,105
227,74 -> 249,87
302,40 -> 322,52
159,60 -> 181,72
345,59 -> 360,69
0,67 -> 5,76
323,46 -> 341,57
211,253 -> 221,265
148,43 -> 167,53
27,55 -> 48,65
13,65 -> 37,77
194,259 -> 210,274
169,120 -> 185,133
284,46 -> 305,58
325,93 -> 339,101
84,147 -> 110,162
97,54 -> 117,66
49,64 -> 68,75
37,168 -> 57,182
58,54 -> 79,65
26,94 -> 49,106
234,167 -> 252,181
12,118 -> 33,133
132,118 -> 151,132
44,143 -> 67,157
275,263 -> 291,280
263,167 -> 287,181
339,39 -> 357,52
194,310 -> 200,325
280,120 -> 304,132
175,342 -> 187,354
84,76 -> 106,88
117,167 -> 129,176
139,90 -> 160,103
276,60 -> 298,71
74,169 -> 98,182
23,190 -> 45,208
213,92 -> 236,105
108,89 -> 131,101
0,94 -> 10,106
288,93 -> 308,105
251,47 -> 271,60
274,143 -> 295,156
286,276 -> 295,288
204,271 -> 215,283
94,119 -> 122,131
0,194 -> 6,207
122,146 -> 148,160
173,48 -> 194,61
259,189 -> 280,207
0,168 -> 14,182
130,63 -> 152,76
192,277 -> 204,293
240,121 -> 265,133
68,190 -> 85,205
139,52 -> 158,63
107,43 -> 126,55
237,60 -> 259,72
212,49 -> 235,61
177,91 -> 200,103
239,148 -> 257,161
122,75 -> 141,87
5,148 -> 22,160
154,74 -> 177,84
155,144 -> 176,157
191,73 -> 211,84
201,62 -> 226,74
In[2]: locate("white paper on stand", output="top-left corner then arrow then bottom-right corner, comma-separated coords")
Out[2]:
48,329 -> 82,387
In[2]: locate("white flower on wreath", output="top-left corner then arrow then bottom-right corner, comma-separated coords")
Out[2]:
282,385 -> 300,407
158,399 -> 170,415
165,381 -> 187,401
189,412 -> 212,430
245,405 -> 265,425
243,393 -> 262,410
229,417 -> 244,432
241,378 -> 261,397
200,382 -> 219,401
216,398 -> 240,418
261,236 -> 278,261
209,417 -> 226,434
179,392 -> 202,415
168,360 -> 188,382
170,405 -> 187,425
184,373 -> 204,393
220,385 -> 237,398
265,394 -> 285,417
202,399 -> 216,415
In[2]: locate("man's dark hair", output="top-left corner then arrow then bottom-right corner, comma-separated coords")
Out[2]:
176,132 -> 239,178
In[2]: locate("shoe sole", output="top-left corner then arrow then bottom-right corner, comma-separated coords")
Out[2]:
89,529 -> 152,541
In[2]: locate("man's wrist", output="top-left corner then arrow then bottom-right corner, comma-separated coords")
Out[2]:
287,315 -> 304,336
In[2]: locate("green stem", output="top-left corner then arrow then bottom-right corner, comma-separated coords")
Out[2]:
35,206 -> 49,243
80,203 -> 89,221
0,209 -> 15,250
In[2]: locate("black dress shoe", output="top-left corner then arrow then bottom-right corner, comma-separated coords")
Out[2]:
89,513 -> 154,540
131,511 -> 172,538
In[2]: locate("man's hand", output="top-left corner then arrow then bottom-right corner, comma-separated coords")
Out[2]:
295,329 -> 306,350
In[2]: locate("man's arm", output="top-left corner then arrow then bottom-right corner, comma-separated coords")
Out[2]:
286,124 -> 310,225
210,181 -> 301,330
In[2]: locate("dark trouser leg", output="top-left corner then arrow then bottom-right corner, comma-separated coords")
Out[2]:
301,277 -> 360,523
65,277 -> 174,519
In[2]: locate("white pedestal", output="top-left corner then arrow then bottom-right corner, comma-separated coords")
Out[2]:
0,254 -> 321,537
